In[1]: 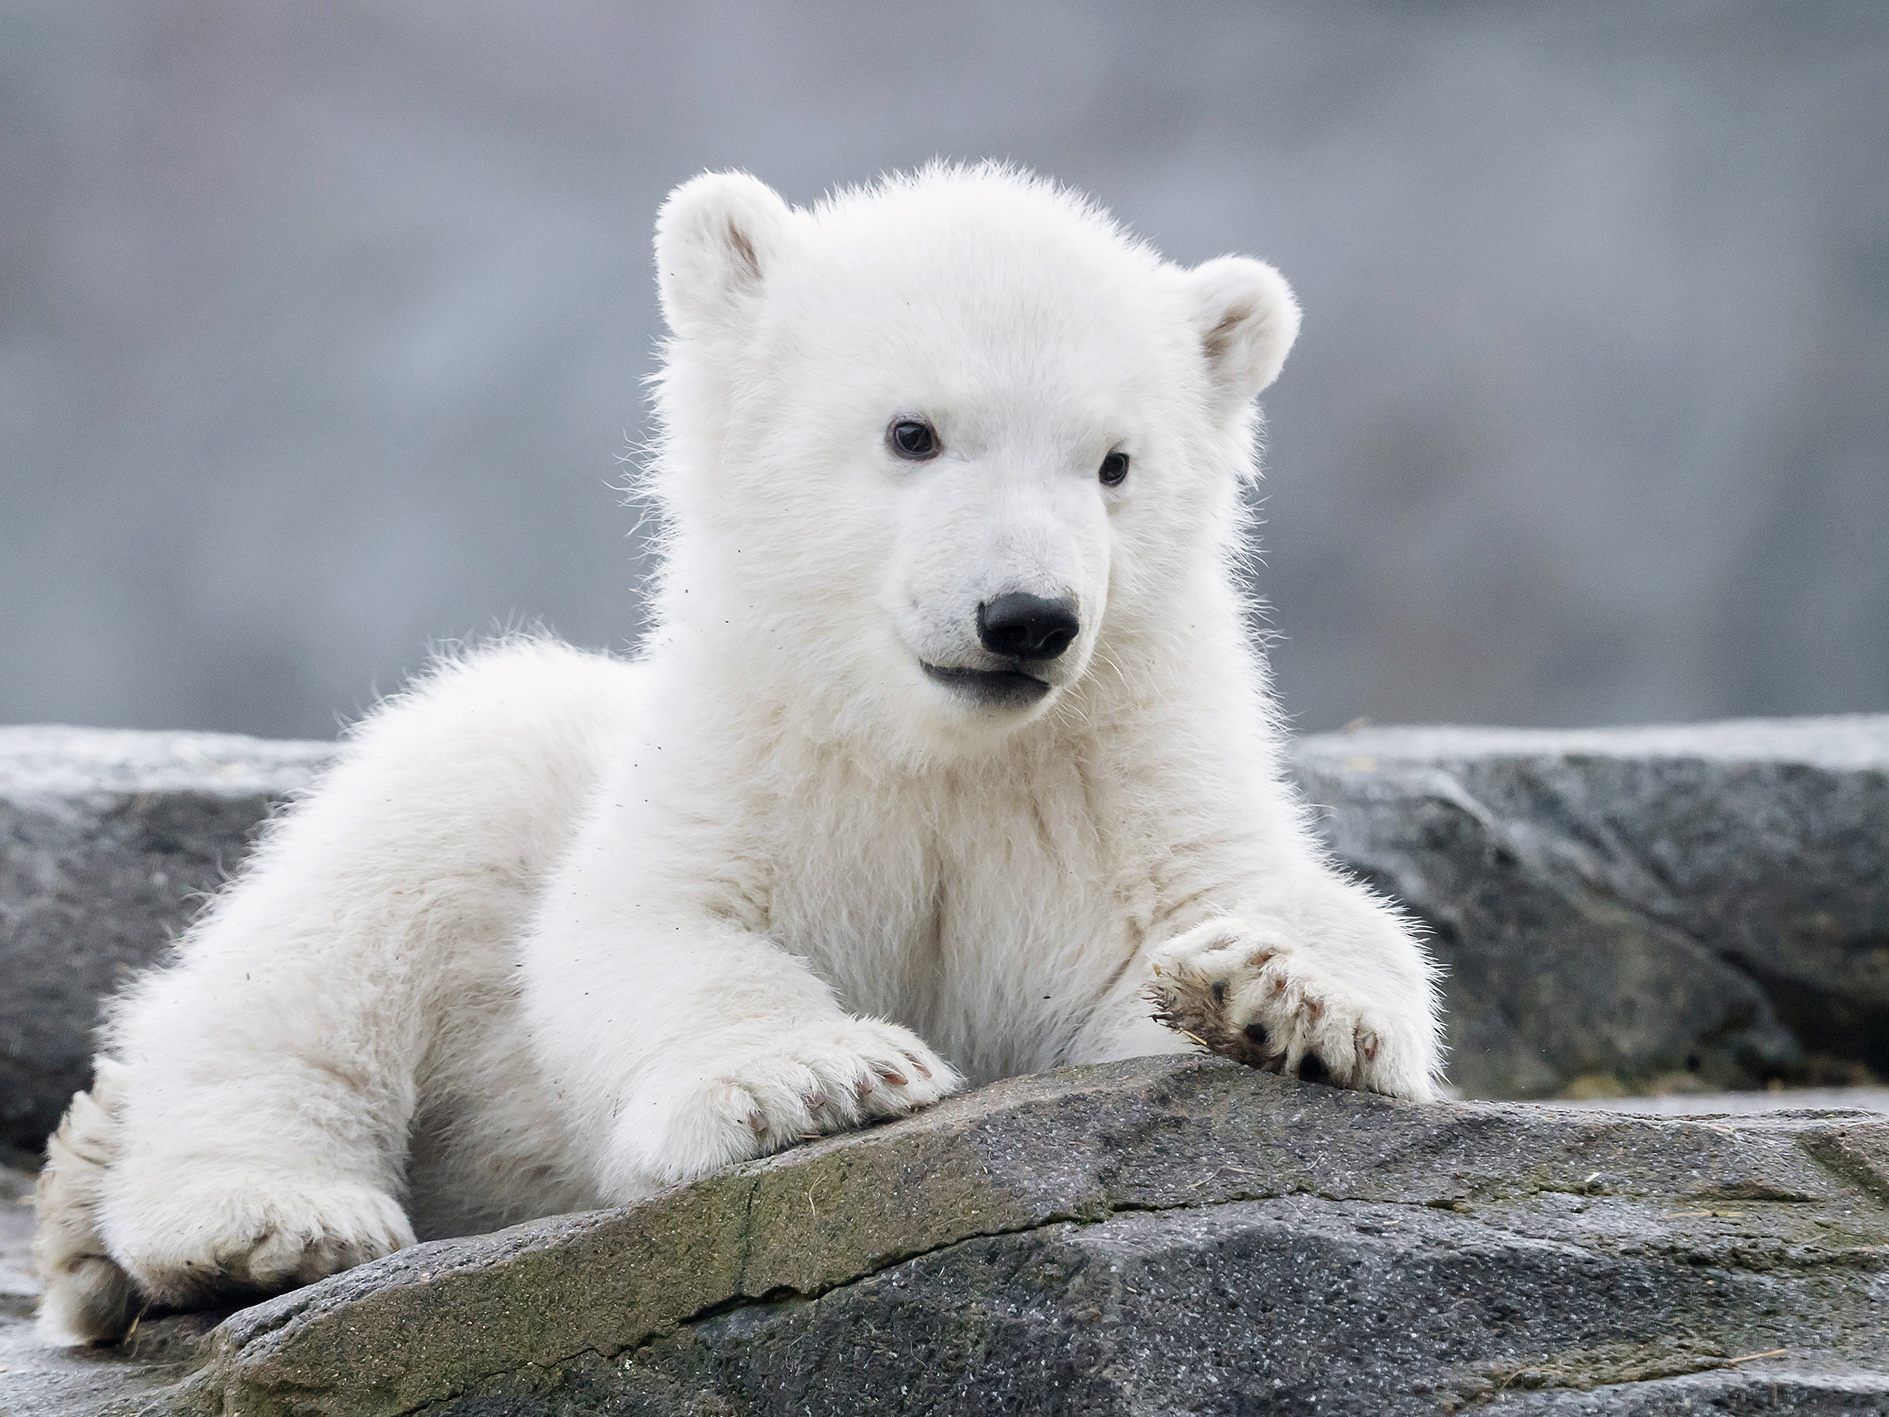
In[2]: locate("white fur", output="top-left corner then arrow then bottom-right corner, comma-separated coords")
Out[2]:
34,165 -> 1442,1344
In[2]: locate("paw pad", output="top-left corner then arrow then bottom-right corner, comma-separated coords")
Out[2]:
1146,920 -> 1432,1098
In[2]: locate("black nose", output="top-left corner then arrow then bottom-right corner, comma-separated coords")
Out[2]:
977,592 -> 1081,661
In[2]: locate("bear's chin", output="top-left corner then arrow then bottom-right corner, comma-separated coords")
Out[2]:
909,679 -> 1066,755
802,673 -> 1066,770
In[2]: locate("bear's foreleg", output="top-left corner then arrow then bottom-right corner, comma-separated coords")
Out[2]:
521,896 -> 961,1199
1064,703 -> 1445,1099
85,864 -> 425,1321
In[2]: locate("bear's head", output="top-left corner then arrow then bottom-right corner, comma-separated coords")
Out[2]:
646,164 -> 1299,764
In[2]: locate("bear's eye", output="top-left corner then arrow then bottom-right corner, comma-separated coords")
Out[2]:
1098,450 -> 1131,487
887,419 -> 940,461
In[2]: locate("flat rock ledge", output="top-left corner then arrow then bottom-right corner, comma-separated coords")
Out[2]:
8,1057 -> 1889,1415
5,715 -> 1887,1148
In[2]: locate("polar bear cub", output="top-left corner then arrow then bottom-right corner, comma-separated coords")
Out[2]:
36,165 -> 1443,1344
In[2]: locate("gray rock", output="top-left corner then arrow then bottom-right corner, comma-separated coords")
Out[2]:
1294,716 -> 1889,1098
1543,1086 -> 1889,1117
7,1056 -> 1879,1415
0,727 -> 332,1148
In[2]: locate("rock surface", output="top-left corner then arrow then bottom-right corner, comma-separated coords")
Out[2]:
6,1057 -> 1888,1415
1297,716 -> 1889,1097
4,716 -> 1887,1149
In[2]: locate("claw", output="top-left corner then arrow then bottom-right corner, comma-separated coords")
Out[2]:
879,1070 -> 908,1087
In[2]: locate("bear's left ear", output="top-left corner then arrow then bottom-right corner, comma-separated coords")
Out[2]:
1178,256 -> 1302,408
654,171 -> 794,340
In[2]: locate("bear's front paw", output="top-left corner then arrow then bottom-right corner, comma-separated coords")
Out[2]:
1145,919 -> 1440,1101
106,1172 -> 414,1307
623,1018 -> 963,1188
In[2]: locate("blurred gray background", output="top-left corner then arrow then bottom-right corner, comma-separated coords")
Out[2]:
3,1 -> 1885,741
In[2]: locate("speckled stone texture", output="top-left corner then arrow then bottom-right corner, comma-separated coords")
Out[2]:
6,1060 -> 1889,1414
13,1057 -> 1871,1416
1296,716 -> 1889,1097
3,717 -> 1887,1153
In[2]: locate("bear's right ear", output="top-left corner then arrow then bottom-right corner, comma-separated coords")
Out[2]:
654,172 -> 793,340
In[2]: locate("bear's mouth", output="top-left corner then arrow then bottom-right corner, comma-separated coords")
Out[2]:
921,662 -> 1053,708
